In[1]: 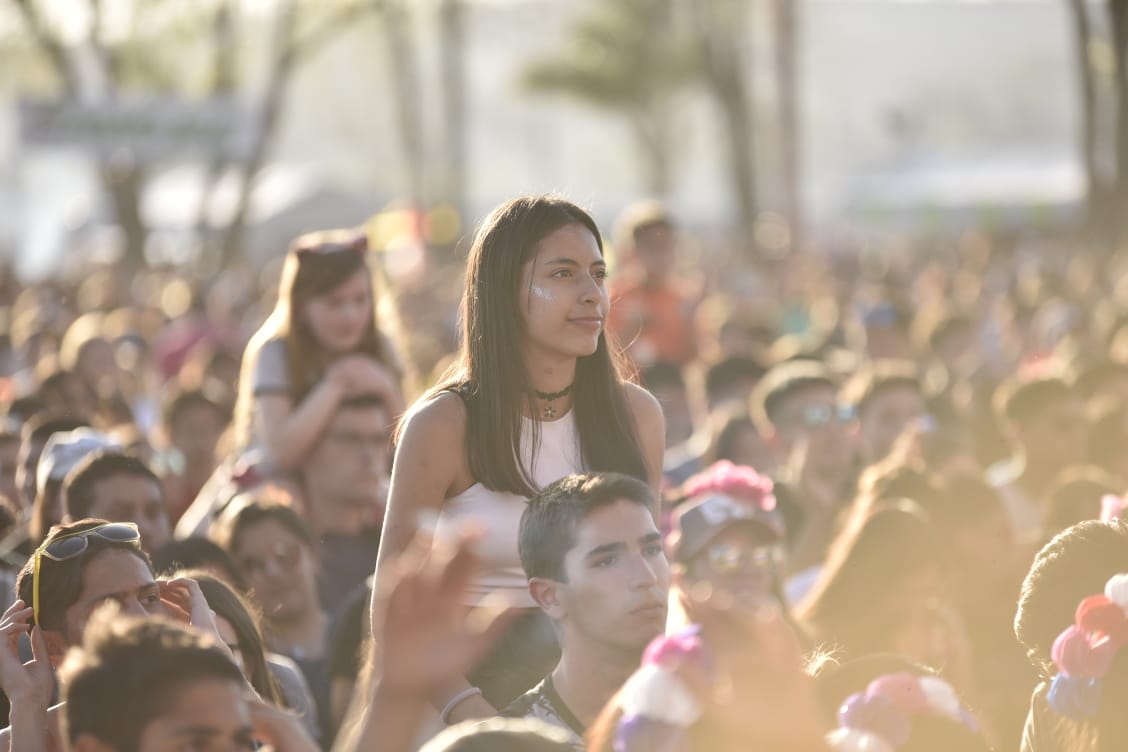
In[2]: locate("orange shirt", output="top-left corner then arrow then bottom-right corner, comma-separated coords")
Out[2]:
608,279 -> 697,366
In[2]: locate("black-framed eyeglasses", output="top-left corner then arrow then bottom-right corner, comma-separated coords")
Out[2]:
32,522 -> 141,626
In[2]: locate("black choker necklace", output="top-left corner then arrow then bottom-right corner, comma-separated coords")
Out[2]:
532,383 -> 574,419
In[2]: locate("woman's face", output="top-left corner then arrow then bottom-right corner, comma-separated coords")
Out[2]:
300,269 -> 372,354
234,518 -> 319,624
214,614 -> 248,679
518,223 -> 610,364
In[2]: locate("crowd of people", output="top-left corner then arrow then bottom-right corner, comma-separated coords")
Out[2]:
0,194 -> 1126,750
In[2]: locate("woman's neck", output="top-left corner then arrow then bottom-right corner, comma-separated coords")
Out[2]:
523,351 -> 577,395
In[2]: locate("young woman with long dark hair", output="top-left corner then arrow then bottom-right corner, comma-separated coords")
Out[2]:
374,196 -> 665,725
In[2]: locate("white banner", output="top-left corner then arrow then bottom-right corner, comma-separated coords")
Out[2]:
18,98 -> 256,161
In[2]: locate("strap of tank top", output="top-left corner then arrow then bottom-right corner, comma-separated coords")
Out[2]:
439,382 -> 473,406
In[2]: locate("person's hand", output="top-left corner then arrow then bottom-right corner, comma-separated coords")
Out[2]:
370,532 -> 515,699
158,578 -> 232,661
330,356 -> 399,401
247,695 -> 319,752
0,600 -> 54,708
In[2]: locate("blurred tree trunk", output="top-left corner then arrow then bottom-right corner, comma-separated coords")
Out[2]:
437,0 -> 468,218
1068,0 -> 1107,243
630,109 -> 674,197
775,0 -> 801,252
382,0 -> 427,209
1110,0 -> 1128,244
692,0 -> 757,240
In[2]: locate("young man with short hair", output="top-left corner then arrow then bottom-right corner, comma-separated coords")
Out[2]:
59,612 -> 316,752
299,394 -> 391,613
751,360 -> 857,574
988,375 -> 1087,543
839,360 -> 925,466
503,472 -> 670,750
64,451 -> 172,554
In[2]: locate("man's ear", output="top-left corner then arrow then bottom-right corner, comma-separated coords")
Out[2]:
528,577 -> 566,620
72,733 -> 117,752
41,628 -> 69,667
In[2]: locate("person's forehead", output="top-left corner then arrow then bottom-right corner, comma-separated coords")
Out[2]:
706,524 -> 778,549
148,678 -> 250,739
238,517 -> 300,553
91,473 -> 162,504
779,384 -> 836,411
571,499 -> 657,546
77,549 -> 155,602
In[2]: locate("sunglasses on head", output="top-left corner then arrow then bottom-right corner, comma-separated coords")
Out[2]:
32,522 -> 142,627
291,232 -> 368,260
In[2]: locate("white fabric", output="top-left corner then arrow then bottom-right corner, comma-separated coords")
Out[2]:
618,664 -> 703,727
434,410 -> 583,607
826,728 -> 896,752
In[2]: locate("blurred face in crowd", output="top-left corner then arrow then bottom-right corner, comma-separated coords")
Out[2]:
302,403 -> 389,510
234,519 -> 319,626
76,338 -> 117,394
858,383 -> 925,464
864,322 -> 912,361
537,499 -> 670,654
1014,396 -> 1086,468
720,422 -> 776,477
683,525 -> 783,609
83,473 -> 171,554
132,679 -> 255,752
0,436 -> 19,506
950,506 -> 1020,607
772,385 -> 856,481
301,269 -> 372,355
170,403 -> 226,469
651,380 -> 694,448
634,224 -> 676,282
519,223 -> 609,364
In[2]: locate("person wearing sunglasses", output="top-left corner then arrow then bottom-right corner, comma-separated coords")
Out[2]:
668,461 -> 793,623
0,520 -> 223,748
751,361 -> 858,579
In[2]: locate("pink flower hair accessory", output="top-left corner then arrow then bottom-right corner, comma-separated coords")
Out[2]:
826,673 -> 976,752
1047,573 -> 1128,718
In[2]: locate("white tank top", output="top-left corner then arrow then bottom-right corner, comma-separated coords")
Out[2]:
433,410 -> 584,607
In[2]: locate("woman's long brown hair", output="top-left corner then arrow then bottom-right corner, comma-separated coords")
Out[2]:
413,196 -> 648,496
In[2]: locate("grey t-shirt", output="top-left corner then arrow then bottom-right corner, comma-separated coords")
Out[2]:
502,676 -> 585,751
251,338 -> 291,397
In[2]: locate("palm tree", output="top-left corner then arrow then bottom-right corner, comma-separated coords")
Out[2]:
520,0 -> 696,197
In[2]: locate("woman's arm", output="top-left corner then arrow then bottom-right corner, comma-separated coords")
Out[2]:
369,394 -> 496,723
624,383 -> 667,496
254,372 -> 348,470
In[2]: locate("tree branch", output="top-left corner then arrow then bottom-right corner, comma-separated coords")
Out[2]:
11,0 -> 77,95
286,3 -> 374,65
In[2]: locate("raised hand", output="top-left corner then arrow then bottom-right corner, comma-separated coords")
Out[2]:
0,600 -> 54,709
158,578 -> 232,661
370,532 -> 514,698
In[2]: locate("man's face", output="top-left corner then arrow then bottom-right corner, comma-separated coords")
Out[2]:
1017,397 -> 1086,467
62,548 -> 161,645
553,500 -> 670,653
684,526 -> 783,608
772,385 -> 855,477
303,405 -> 389,508
859,384 -> 925,463
635,225 -> 676,281
86,474 -> 171,553
170,404 -> 226,467
136,678 -> 254,752
235,519 -> 319,625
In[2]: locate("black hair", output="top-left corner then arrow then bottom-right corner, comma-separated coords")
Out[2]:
519,472 -> 654,582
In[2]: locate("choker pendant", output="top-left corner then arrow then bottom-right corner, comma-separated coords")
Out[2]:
533,383 -> 574,420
